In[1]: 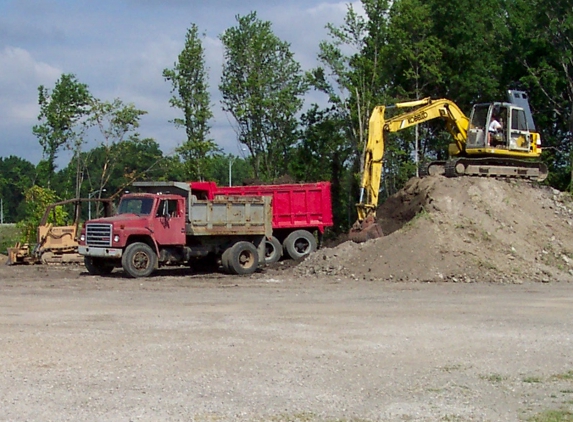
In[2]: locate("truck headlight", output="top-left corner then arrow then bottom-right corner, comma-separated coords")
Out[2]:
114,235 -> 120,243
80,234 -> 85,242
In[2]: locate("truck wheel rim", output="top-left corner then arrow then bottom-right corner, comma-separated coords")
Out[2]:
133,251 -> 150,270
239,250 -> 255,269
265,243 -> 275,258
295,239 -> 310,254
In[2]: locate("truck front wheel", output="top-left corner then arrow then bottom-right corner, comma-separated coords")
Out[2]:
84,256 -> 114,276
226,241 -> 259,275
121,242 -> 157,278
283,230 -> 317,260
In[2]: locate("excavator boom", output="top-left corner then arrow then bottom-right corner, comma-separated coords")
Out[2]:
355,98 -> 469,227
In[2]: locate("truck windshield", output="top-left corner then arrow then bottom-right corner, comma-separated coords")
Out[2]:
117,197 -> 154,215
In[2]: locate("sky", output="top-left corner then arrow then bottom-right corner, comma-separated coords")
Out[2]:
0,0 -> 357,168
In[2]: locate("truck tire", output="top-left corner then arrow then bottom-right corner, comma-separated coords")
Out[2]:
283,230 -> 317,260
84,256 -> 114,276
221,247 -> 232,273
264,236 -> 282,264
121,242 -> 157,278
227,241 -> 259,275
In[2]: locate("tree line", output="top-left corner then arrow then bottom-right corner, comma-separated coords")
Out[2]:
1,0 -> 572,237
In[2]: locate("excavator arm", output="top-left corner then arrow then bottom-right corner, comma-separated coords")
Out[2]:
351,98 -> 469,241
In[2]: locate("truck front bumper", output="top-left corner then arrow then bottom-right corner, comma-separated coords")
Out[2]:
78,246 -> 123,258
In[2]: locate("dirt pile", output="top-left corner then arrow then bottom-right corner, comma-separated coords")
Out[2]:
296,176 -> 573,283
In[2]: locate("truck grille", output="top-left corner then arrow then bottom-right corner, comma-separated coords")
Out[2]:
86,223 -> 113,247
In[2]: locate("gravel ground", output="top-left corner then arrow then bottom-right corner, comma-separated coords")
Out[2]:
0,266 -> 573,421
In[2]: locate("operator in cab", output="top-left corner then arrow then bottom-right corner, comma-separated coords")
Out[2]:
488,114 -> 503,146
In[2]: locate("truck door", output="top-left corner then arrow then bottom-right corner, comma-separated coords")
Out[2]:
151,198 -> 186,246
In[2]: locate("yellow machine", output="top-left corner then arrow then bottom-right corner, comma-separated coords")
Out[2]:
351,90 -> 547,241
7,198 -> 113,265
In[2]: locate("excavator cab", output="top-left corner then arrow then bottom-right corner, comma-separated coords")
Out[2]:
467,103 -> 506,148
466,90 -> 538,154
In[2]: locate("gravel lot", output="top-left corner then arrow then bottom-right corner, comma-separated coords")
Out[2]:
0,265 -> 572,421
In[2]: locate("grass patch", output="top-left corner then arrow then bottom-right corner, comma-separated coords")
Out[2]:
523,376 -> 543,383
480,373 -> 506,383
528,409 -> 573,422
0,224 -> 21,255
551,371 -> 573,381
440,416 -> 470,422
441,364 -> 464,372
477,259 -> 498,271
267,414 -> 373,422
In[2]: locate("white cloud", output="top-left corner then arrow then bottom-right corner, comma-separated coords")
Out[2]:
0,46 -> 61,121
0,46 -> 62,163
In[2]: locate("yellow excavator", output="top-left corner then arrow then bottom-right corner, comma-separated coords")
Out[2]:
351,90 -> 547,241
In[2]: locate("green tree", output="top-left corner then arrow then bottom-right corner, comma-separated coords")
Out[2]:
16,185 -> 67,244
200,154 -> 253,187
32,74 -> 92,186
79,137 -> 176,200
219,11 -> 308,181
83,98 -> 147,201
424,0 -> 508,105
0,156 -> 36,222
292,105 -> 355,232
163,24 -> 219,180
313,0 -> 391,156
384,0 -> 443,177
311,0 -> 391,221
506,0 -> 573,190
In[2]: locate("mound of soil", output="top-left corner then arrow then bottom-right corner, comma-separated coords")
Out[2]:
296,176 -> 573,283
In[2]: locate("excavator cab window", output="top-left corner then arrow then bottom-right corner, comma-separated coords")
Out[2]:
469,103 -> 514,148
467,104 -> 489,147
509,107 -> 532,151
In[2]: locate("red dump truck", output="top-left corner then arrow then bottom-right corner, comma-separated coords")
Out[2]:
189,181 -> 333,263
78,181 -> 272,278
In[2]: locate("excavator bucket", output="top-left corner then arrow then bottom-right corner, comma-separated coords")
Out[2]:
348,214 -> 384,243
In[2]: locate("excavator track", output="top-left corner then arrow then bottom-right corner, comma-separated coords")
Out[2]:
423,160 -> 447,176
425,158 -> 548,182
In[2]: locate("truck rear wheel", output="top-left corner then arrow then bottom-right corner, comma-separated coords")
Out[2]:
226,241 -> 259,275
221,247 -> 232,273
264,236 -> 282,264
283,230 -> 317,260
121,242 -> 157,278
84,256 -> 114,276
